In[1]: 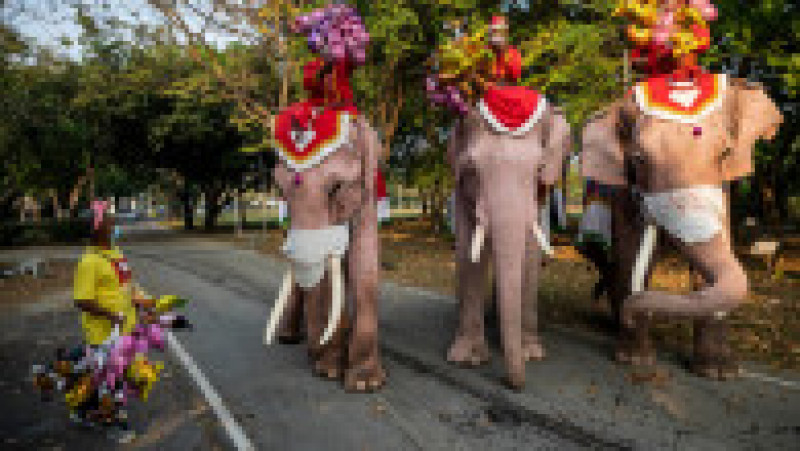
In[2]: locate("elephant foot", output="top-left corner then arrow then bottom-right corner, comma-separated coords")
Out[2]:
614,327 -> 656,367
522,335 -> 546,361
691,357 -> 740,380
313,351 -> 344,381
615,345 -> 656,367
447,334 -> 490,367
344,365 -> 387,393
504,368 -> 526,392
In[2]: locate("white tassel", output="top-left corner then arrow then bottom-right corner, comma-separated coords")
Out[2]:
320,255 -> 344,346
631,224 -> 658,293
264,269 -> 294,345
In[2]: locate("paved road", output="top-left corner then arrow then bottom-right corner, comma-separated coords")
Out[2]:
123,240 -> 798,450
2,238 -> 799,450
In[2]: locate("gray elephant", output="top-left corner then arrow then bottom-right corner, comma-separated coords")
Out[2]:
262,58 -> 385,392
446,95 -> 572,389
581,74 -> 783,378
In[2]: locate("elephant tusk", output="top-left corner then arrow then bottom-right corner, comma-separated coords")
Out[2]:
319,255 -> 344,346
470,225 -> 486,263
532,222 -> 555,257
263,268 -> 294,346
631,224 -> 658,294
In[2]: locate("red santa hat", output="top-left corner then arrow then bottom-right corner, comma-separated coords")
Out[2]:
489,15 -> 507,30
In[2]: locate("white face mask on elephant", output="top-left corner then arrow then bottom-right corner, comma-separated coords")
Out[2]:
263,225 -> 350,347
631,185 -> 726,295
641,185 -> 725,244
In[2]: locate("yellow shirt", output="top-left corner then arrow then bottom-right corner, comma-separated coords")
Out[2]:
73,246 -> 137,345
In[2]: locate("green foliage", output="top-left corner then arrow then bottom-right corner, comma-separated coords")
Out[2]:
2,0 -> 796,227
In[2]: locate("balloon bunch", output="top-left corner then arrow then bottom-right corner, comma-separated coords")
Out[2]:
292,4 -> 370,65
32,295 -> 190,426
426,23 -> 497,114
614,0 -> 717,63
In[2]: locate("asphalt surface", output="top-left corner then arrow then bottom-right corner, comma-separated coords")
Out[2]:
0,290 -> 226,450
1,237 -> 799,450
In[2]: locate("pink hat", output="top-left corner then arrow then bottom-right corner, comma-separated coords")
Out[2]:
90,200 -> 109,231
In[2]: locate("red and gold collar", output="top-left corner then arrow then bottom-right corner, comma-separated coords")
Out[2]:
478,85 -> 546,136
634,73 -> 727,124
274,102 -> 358,172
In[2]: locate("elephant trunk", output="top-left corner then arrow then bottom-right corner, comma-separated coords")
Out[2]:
487,189 -> 528,390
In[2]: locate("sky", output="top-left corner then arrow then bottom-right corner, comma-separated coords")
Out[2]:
2,0 -> 245,60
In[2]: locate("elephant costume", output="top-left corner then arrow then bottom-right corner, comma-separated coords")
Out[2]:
581,73 -> 783,377
262,58 -> 385,392
447,94 -> 572,390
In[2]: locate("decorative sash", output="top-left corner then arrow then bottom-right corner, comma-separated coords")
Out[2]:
275,102 -> 357,172
477,85 -> 546,136
634,73 -> 727,124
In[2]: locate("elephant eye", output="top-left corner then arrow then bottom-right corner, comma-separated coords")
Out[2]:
328,181 -> 343,198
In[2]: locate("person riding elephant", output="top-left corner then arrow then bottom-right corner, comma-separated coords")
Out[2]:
262,5 -> 385,392
442,15 -> 572,390
581,0 -> 784,378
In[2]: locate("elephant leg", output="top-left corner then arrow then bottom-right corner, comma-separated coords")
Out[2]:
691,217 -> 740,380
313,270 -> 349,380
522,235 -> 545,361
277,285 -> 305,344
622,230 -> 747,321
693,316 -> 738,380
344,211 -> 385,393
303,277 -> 328,362
448,193 -> 490,367
610,194 -> 656,367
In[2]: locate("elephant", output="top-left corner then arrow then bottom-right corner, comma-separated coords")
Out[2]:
446,96 -> 572,390
262,104 -> 386,392
581,74 -> 783,378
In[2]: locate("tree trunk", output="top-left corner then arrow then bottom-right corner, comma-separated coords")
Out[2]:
204,188 -> 223,231
239,190 -> 247,229
180,190 -> 195,231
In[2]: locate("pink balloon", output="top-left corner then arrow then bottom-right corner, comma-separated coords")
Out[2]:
147,324 -> 165,350
353,49 -> 366,64
120,335 -> 136,356
310,10 -> 324,23
134,337 -> 149,355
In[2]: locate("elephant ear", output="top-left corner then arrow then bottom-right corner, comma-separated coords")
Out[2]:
538,106 -> 572,186
722,79 -> 784,181
581,101 -> 627,187
357,116 -> 380,207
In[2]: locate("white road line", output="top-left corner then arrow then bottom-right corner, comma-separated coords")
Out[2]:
740,370 -> 800,390
165,331 -> 256,451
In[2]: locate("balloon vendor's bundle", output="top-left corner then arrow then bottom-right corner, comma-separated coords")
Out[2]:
292,3 -> 370,65
425,21 -> 497,115
613,0 -> 718,74
31,295 -> 191,426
